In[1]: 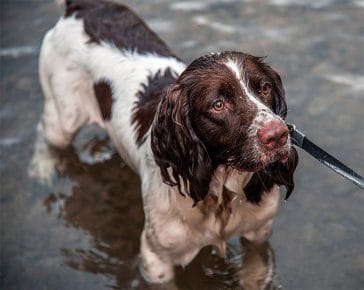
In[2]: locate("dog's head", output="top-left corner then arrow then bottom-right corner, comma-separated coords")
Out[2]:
151,52 -> 298,204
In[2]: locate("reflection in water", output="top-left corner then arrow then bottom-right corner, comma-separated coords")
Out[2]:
37,130 -> 281,290
39,136 -> 145,289
174,238 -> 281,290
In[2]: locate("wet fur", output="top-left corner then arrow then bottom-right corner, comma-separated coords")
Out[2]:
35,0 -> 298,284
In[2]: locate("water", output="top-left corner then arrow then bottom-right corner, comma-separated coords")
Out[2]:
1,1 -> 364,289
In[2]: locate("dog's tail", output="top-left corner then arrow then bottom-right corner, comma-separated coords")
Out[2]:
54,0 -> 75,12
54,0 -> 93,15
55,0 -> 66,9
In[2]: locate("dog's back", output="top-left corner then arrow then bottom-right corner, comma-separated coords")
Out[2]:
39,0 -> 186,171
64,0 -> 175,57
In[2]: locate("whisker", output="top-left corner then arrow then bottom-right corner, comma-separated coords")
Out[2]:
256,171 -> 269,193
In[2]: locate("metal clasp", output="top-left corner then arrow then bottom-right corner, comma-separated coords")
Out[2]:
286,123 -> 305,148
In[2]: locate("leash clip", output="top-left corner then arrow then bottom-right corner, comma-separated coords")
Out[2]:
286,123 -> 305,148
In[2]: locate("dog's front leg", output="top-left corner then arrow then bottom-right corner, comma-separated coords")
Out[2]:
139,230 -> 175,284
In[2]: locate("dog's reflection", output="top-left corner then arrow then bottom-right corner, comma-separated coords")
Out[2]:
35,131 -> 281,290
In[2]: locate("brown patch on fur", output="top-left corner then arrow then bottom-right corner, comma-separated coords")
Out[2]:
151,83 -> 215,203
65,0 -> 177,58
133,69 -> 177,146
94,80 -> 113,120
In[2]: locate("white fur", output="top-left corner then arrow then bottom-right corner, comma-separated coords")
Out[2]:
32,15 -> 282,284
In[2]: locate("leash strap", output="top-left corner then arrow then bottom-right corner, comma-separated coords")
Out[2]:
287,124 -> 364,189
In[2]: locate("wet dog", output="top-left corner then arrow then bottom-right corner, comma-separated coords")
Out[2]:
35,0 -> 298,284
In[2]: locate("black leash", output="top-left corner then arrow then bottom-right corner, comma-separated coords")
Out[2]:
287,124 -> 364,189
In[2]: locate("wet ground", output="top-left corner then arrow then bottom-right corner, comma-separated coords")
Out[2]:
1,1 -> 364,289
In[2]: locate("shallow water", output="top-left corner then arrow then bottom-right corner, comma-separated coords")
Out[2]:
1,1 -> 364,289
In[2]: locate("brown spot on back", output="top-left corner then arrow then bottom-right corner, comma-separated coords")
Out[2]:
94,80 -> 113,120
132,68 -> 177,146
65,0 -> 177,58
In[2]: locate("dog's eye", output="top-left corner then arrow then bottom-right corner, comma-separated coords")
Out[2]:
260,83 -> 272,96
212,100 -> 224,111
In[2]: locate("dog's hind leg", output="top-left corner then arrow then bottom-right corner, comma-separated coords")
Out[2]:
29,66 -> 97,183
39,66 -> 92,148
38,29 -> 97,149
29,29 -> 98,183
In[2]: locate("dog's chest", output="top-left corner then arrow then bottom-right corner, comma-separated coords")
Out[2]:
200,188 -> 279,238
172,169 -> 281,251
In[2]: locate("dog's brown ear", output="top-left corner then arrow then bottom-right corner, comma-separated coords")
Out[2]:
270,68 -> 287,119
151,84 -> 214,204
244,147 -> 299,203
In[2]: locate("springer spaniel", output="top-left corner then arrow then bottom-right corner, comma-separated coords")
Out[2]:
34,0 -> 298,284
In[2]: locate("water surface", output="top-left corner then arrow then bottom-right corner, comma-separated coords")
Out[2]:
1,1 -> 364,289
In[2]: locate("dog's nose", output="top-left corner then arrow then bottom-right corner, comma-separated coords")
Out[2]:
257,120 -> 288,150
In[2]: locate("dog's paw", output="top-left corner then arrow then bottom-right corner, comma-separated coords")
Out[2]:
28,129 -> 59,185
28,147 -> 58,185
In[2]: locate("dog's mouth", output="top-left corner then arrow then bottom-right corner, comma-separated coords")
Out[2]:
227,145 -> 291,173
260,147 -> 290,164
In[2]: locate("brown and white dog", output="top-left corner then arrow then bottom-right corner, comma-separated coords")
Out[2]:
35,0 -> 298,284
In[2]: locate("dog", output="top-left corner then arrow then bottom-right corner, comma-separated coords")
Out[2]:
36,0 -> 298,284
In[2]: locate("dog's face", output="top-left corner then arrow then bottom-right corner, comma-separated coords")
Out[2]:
188,53 -> 291,172
152,52 -> 298,203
